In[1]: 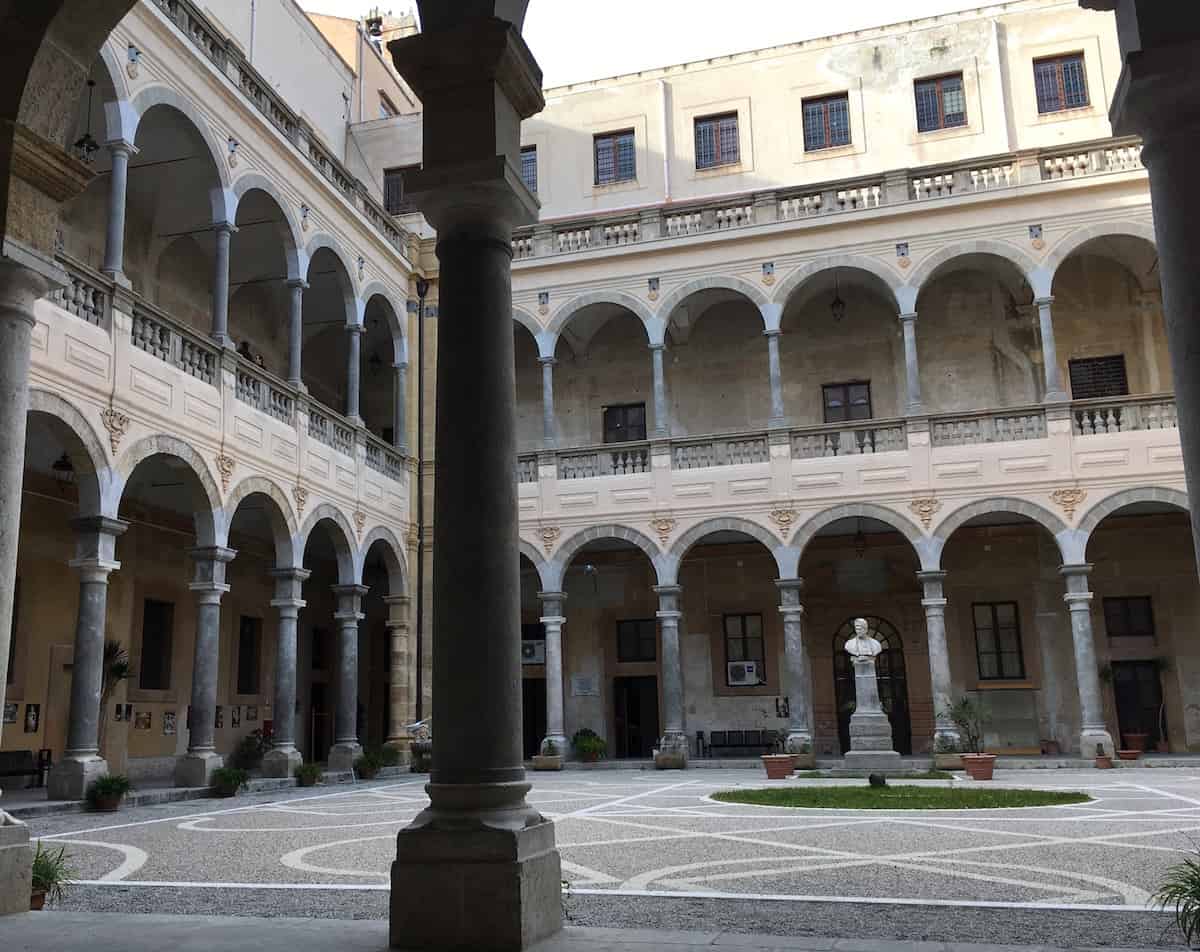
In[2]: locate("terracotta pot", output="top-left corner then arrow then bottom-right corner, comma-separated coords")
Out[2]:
90,795 -> 122,813
1122,733 -> 1149,752
961,753 -> 996,781
1095,755 -> 1114,769
762,755 -> 794,780
1156,740 -> 1170,753
1041,740 -> 1060,756
29,891 -> 45,911
1117,749 -> 1141,761
357,767 -> 379,781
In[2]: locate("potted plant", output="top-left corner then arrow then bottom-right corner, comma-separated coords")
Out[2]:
211,766 -> 249,798
572,728 -> 606,763
533,739 -> 563,771
933,734 -> 963,771
85,774 -> 133,812
948,697 -> 995,781
790,740 -> 816,771
761,753 -> 795,780
30,842 -> 74,910
1118,748 -> 1141,761
295,762 -> 323,788
1094,743 -> 1115,769
230,728 -> 272,770
1154,842 -> 1200,948
355,750 -> 384,780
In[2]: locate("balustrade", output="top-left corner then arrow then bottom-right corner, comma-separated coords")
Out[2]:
1073,395 -> 1177,435
235,360 -> 295,423
517,455 -> 539,484
557,442 -> 650,479
791,420 -> 906,459
51,258 -> 110,327
131,303 -> 217,386
930,409 -> 1048,447
672,434 -> 769,470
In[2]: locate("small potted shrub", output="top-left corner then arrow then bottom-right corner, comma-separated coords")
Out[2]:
1094,743 -> 1115,770
533,739 -> 563,771
949,697 -> 995,781
761,753 -> 795,780
355,750 -> 384,780
789,739 -> 816,771
294,762 -> 323,788
572,728 -> 606,763
30,842 -> 74,910
211,766 -> 249,798
229,728 -> 272,770
933,734 -> 963,771
1154,842 -> 1200,948
86,774 -> 133,812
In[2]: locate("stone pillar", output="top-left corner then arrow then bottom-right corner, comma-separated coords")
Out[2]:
899,312 -> 923,415
383,594 -> 413,759
1061,564 -> 1115,758
393,363 -> 409,452
210,223 -> 236,349
1035,297 -> 1067,402
650,343 -> 670,438
47,517 -> 128,800
388,14 -> 561,948
345,323 -> 364,425
917,571 -> 961,752
777,580 -> 813,755
765,330 -> 786,428
654,584 -> 687,769
329,584 -> 367,771
286,279 -> 307,390
101,141 -> 136,281
539,356 -> 557,448
176,546 -> 236,787
262,568 -> 309,778
538,592 -> 568,756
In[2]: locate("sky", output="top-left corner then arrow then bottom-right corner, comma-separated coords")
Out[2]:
298,0 -> 993,88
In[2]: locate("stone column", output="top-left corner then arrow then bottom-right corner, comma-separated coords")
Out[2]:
345,323 -> 364,425
1035,297 -> 1067,402
47,517 -> 128,800
654,584 -> 687,769
383,594 -> 413,759
650,343 -> 670,438
286,279 -> 307,390
777,580 -> 813,755
765,330 -> 786,428
1061,564 -> 1115,758
917,571 -> 961,752
538,592 -> 568,756
101,141 -> 136,281
210,223 -> 236,349
539,356 -> 557,448
262,567 -> 309,779
393,363 -> 409,452
176,546 -> 236,787
388,14 -> 561,949
899,312 -> 923,415
329,584 -> 367,771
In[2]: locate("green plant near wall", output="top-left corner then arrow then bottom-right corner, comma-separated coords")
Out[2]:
31,843 -> 75,906
572,728 -> 606,761
294,762 -> 323,787
97,640 -> 131,761
946,697 -> 987,754
210,767 -> 249,797
1154,843 -> 1200,947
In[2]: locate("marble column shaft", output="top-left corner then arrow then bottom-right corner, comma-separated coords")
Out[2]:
654,585 -> 686,750
383,595 -> 412,747
286,279 -> 307,389
393,363 -> 409,452
776,579 -> 813,752
1061,564 -> 1115,757
651,343 -> 669,437
269,568 -> 309,753
102,141 -> 135,279
345,323 -> 364,423
765,330 -> 786,427
210,223 -> 236,348
539,592 -> 567,755
1035,296 -> 1067,401
539,357 -> 556,448
332,584 -> 367,748
899,312 -> 922,415
917,570 -> 961,748
185,547 -> 235,757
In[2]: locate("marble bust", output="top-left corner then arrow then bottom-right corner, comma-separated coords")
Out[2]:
845,617 -> 883,659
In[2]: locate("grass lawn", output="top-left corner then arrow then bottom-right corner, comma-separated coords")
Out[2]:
712,786 -> 1091,810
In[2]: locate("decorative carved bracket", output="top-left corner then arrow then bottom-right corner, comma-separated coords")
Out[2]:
539,525 -> 560,554
769,508 -> 798,532
1051,488 -> 1088,520
215,454 -> 235,492
292,485 -> 309,516
650,516 -> 676,547
100,406 -> 129,455
909,497 -> 942,530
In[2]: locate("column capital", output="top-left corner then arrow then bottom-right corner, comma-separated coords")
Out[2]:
652,584 -> 682,596
1034,295 -> 1055,308
649,342 -> 666,353
0,258 -> 55,325
899,311 -> 918,323
383,594 -> 411,608
269,566 -> 312,584
345,322 -> 366,335
189,545 -> 236,596
332,583 -> 370,597
189,545 -> 237,565
106,138 -> 138,158
537,591 -> 567,606
212,221 -> 238,237
916,569 -> 947,583
763,328 -> 782,339
71,515 -> 129,540
286,278 -> 309,291
775,578 -> 804,593
538,355 -> 557,367
394,361 -> 409,373
1059,562 -> 1093,579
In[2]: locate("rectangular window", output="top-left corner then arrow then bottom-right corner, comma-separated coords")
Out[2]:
378,92 -> 398,119
822,381 -> 872,424
1104,596 -> 1156,639
802,94 -> 851,151
237,616 -> 262,696
139,599 -> 174,691
520,145 -> 538,194
694,112 -> 740,170
973,602 -> 1026,680
594,130 -> 636,186
724,614 -> 765,685
915,73 -> 968,132
603,403 -> 647,444
1069,355 -> 1129,399
617,619 -> 657,663
383,165 -> 419,215
1034,53 -> 1089,114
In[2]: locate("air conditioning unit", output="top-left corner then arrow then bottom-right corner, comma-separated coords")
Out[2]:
727,661 -> 761,686
521,640 -> 546,665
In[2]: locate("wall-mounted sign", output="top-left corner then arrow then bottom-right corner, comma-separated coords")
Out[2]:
570,675 -> 599,697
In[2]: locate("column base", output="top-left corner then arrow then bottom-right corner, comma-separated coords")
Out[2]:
329,741 -> 363,772
0,811 -> 32,916
1081,727 -> 1116,760
654,732 -> 689,770
390,819 -> 561,950
175,751 -> 224,788
46,754 -> 108,801
262,746 -> 303,779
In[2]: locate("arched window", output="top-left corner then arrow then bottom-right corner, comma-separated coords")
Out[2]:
832,616 -> 911,755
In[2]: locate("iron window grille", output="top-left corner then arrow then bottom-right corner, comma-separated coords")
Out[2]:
520,145 -> 538,194
694,112 -> 740,169
724,613 -> 766,685
972,601 -> 1027,680
1069,354 -> 1129,400
1034,53 -> 1089,114
915,73 -> 968,132
802,94 -> 851,151
594,130 -> 636,185
617,619 -> 658,663
822,381 -> 873,424
383,165 -> 419,215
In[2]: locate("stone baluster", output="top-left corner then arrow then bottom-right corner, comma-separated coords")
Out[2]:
1061,564 -> 1115,757
328,583 -> 367,771
777,580 -> 814,756
538,592 -> 568,757
654,584 -> 688,768
262,568 -> 309,778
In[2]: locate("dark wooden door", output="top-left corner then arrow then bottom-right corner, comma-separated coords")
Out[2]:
522,677 -> 546,760
1112,661 -> 1164,748
614,676 -> 659,758
833,616 -> 912,755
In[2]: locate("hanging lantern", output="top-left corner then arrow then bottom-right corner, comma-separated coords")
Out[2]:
73,80 -> 100,165
830,270 -> 847,323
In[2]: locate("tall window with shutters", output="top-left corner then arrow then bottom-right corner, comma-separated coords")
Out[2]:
603,403 -> 646,443
594,130 -> 636,185
915,73 -> 968,132
1034,53 -> 1089,114
822,382 -> 872,424
802,94 -> 851,151
520,145 -> 538,194
237,616 -> 262,696
694,112 -> 740,170
973,602 -> 1026,681
139,599 -> 174,691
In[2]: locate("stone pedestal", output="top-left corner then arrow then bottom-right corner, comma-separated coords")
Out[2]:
0,812 -> 31,916
845,649 -> 902,771
176,750 -> 223,788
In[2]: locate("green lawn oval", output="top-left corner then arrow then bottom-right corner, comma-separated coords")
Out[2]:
711,787 -> 1091,810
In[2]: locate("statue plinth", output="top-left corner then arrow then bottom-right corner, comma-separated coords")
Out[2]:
843,618 -> 902,771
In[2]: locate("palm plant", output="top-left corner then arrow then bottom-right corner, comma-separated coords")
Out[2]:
31,843 -> 75,906
1154,844 -> 1200,947
97,640 -> 131,761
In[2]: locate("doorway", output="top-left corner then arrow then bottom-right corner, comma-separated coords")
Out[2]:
613,676 -> 659,759
522,677 -> 546,760
310,682 -> 332,764
1112,661 -> 1165,749
833,616 -> 913,755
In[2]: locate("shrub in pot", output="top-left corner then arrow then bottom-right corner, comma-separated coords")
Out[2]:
355,750 -> 385,780
85,774 -> 133,813
1154,841 -> 1200,948
572,728 -> 606,763
948,697 -> 995,781
211,766 -> 249,798
229,728 -> 272,770
30,842 -> 74,910
295,762 -> 323,787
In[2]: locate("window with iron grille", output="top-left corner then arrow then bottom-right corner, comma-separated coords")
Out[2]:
617,619 -> 657,663
1104,596 -> 1156,639
603,403 -> 646,443
1069,355 -> 1129,399
594,130 -> 636,185
237,616 -> 262,695
520,145 -> 538,194
803,94 -> 851,151
724,614 -> 766,684
139,599 -> 174,691
915,73 -> 968,132
973,602 -> 1026,680
383,165 -> 419,215
1034,53 -> 1089,114
822,382 -> 872,424
694,112 -> 740,170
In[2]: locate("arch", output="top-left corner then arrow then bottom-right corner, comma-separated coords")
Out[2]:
231,174 -> 304,281
545,523 -> 665,592
774,255 -> 904,313
656,275 -> 771,330
298,502 -> 358,585
360,525 -> 409,595
513,306 -> 554,359
519,538 -> 555,592
304,232 -> 359,324
26,389 -> 111,517
546,289 -> 659,347
109,435 -> 221,546
1041,221 -> 1158,294
220,475 -> 299,568
791,503 -> 930,570
360,284 -> 407,363
1078,486 -> 1189,543
663,516 -> 788,586
904,239 -> 1038,312
931,496 -> 1072,568
95,43 -> 131,140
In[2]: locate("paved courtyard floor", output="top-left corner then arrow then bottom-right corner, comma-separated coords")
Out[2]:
19,767 -> 1200,948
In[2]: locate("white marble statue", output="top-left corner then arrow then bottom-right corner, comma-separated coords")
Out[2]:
844,617 -> 882,659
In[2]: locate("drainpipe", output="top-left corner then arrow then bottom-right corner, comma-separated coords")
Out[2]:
357,21 -> 365,124
414,277 -> 429,721
249,0 -> 256,64
660,79 -> 672,202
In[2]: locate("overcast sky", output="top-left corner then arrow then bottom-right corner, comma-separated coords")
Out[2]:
298,0 -> 992,87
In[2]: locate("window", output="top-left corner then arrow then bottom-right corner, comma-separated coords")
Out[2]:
383,165 -> 419,215
617,619 -> 657,663
378,93 -> 399,119
594,130 -> 636,186
1034,53 -> 1089,114
803,94 -> 851,151
139,599 -> 174,691
915,73 -> 968,132
822,382 -> 872,424
311,627 -> 329,671
603,403 -> 646,444
694,112 -> 740,169
1069,355 -> 1129,400
237,616 -> 262,696
1104,597 -> 1156,639
973,602 -> 1026,680
724,614 -> 765,684
520,145 -> 538,194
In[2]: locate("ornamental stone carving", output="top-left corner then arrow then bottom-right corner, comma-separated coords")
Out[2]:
1051,488 -> 1088,519
769,508 -> 798,532
215,454 -> 235,492
353,510 -> 367,540
909,498 -> 942,530
292,485 -> 309,516
650,516 -> 676,546
100,406 -> 129,455
539,526 -> 560,554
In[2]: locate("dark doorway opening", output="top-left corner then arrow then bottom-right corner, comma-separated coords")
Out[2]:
613,676 -> 659,759
310,682 -> 332,764
833,616 -> 913,755
1112,660 -> 1165,749
522,677 -> 547,760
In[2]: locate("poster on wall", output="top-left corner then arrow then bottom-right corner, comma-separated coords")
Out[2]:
3,702 -> 16,725
23,704 -> 39,733
246,705 -> 258,723
134,711 -> 152,731
162,711 -> 177,736
214,706 -> 223,729
231,705 -> 241,729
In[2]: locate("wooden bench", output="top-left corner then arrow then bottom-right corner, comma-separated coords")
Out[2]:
0,749 -> 49,788
698,730 -> 782,758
